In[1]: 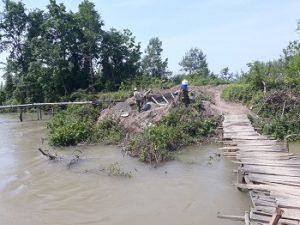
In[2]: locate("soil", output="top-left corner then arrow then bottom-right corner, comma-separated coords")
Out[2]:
195,85 -> 251,115
97,85 -> 252,132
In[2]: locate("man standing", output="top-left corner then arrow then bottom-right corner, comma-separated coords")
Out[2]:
180,79 -> 190,107
133,88 -> 143,112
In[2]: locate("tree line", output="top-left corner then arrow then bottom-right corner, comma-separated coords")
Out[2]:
0,0 -> 232,105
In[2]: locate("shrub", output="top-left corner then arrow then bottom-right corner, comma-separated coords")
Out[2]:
48,105 -> 125,146
93,117 -> 126,144
48,105 -> 98,146
126,106 -> 219,163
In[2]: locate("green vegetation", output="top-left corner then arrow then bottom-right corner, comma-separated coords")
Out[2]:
106,162 -> 132,178
222,42 -> 300,140
0,0 -> 231,106
126,106 -> 219,164
48,105 -> 125,146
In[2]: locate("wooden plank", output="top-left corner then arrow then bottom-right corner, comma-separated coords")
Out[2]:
223,113 -> 300,225
254,206 -> 300,221
236,184 -> 300,196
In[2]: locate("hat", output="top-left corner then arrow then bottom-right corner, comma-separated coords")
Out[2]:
182,79 -> 188,85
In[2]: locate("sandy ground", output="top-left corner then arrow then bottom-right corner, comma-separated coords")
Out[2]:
197,85 -> 250,115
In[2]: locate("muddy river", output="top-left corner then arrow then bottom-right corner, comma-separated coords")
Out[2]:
0,114 -> 254,225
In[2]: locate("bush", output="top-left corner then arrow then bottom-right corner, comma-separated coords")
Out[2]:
93,117 -> 126,144
222,83 -> 259,104
48,105 -> 125,146
97,90 -> 131,101
48,105 -> 98,146
127,106 -> 219,163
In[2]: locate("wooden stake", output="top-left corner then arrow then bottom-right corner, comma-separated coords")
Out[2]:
245,211 -> 250,225
39,108 -> 42,120
268,208 -> 284,225
37,107 -> 40,120
19,107 -> 23,122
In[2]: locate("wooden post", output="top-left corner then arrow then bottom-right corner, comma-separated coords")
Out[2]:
52,107 -> 54,116
268,208 -> 284,225
39,107 -> 42,120
284,137 -> 289,153
237,167 -> 246,191
217,127 -> 224,139
245,211 -> 250,225
37,107 -> 40,120
19,107 -> 23,122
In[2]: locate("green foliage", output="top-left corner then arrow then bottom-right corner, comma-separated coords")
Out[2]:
141,37 -> 169,78
93,117 -> 126,144
119,75 -> 176,90
222,40 -> 300,140
179,48 -> 209,76
106,162 -> 132,178
99,28 -> 141,91
48,105 -> 125,146
127,107 -> 219,163
48,105 -> 98,146
222,84 -> 259,105
0,0 -> 142,104
69,89 -> 96,101
97,90 -> 131,100
252,118 -> 300,140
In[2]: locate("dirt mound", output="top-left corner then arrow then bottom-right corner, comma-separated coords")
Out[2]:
97,85 -> 249,133
98,89 -> 178,133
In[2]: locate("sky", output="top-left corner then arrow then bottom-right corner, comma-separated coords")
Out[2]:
1,0 -> 300,78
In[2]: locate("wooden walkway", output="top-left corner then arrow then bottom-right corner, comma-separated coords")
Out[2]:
222,114 -> 300,225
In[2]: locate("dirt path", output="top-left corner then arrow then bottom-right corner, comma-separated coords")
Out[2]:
195,85 -> 251,115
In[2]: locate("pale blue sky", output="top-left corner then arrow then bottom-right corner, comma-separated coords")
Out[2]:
1,0 -> 300,76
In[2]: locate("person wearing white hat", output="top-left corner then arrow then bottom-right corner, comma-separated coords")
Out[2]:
180,79 -> 190,107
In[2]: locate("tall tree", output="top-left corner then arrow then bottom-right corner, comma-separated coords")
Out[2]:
76,0 -> 103,91
179,48 -> 209,76
141,37 -> 168,78
100,29 -> 141,91
219,67 -> 233,81
0,0 -> 28,77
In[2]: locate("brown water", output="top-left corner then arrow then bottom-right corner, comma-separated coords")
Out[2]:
0,114 -> 251,225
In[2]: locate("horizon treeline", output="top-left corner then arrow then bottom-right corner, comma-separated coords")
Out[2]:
0,0 -> 232,105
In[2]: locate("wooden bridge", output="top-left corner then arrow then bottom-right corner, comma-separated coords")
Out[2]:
221,114 -> 300,225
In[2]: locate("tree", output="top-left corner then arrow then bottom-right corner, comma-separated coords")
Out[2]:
76,0 -> 104,91
0,0 -> 28,77
179,48 -> 209,76
141,37 -> 168,78
100,29 -> 141,91
219,67 -> 233,81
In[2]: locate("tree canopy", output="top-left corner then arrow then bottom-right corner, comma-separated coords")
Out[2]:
0,0 -> 142,103
141,37 -> 168,78
179,48 -> 209,77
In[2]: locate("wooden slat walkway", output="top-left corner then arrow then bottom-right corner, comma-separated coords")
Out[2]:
222,114 -> 300,225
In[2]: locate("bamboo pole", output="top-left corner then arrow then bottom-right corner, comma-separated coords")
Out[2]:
0,100 -> 124,110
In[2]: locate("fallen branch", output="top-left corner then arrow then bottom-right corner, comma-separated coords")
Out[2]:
38,148 -> 57,160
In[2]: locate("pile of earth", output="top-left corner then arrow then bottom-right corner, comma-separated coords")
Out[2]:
97,86 -> 223,133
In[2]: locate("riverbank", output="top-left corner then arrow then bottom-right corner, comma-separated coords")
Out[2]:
46,86 -> 222,163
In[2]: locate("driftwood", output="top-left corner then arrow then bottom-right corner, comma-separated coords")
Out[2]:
38,148 -> 57,160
